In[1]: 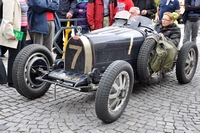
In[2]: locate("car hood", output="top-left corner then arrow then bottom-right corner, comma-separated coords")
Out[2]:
84,26 -> 144,45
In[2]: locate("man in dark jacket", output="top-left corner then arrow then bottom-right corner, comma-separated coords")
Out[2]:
55,0 -> 77,59
87,0 -> 118,30
183,0 -> 200,43
56,0 -> 77,19
132,0 -> 156,19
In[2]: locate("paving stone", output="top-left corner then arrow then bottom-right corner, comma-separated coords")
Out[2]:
114,124 -> 129,132
40,129 -> 51,133
0,120 -> 7,125
137,128 -> 147,133
0,125 -> 9,131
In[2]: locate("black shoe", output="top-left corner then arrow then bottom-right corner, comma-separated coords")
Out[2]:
0,54 -> 5,57
8,83 -> 14,88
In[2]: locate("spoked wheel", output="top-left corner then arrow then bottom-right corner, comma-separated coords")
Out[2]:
12,44 -> 53,99
176,41 -> 198,84
95,60 -> 134,123
137,38 -> 162,84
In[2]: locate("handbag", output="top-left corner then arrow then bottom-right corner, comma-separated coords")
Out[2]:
182,11 -> 188,24
188,17 -> 199,22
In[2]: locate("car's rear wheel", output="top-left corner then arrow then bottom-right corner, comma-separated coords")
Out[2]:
12,44 -> 53,99
137,38 -> 162,84
176,41 -> 198,84
95,60 -> 134,123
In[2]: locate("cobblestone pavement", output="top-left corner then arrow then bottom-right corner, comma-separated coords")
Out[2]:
0,24 -> 200,133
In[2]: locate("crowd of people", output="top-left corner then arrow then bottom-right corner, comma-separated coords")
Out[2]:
0,0 -> 199,87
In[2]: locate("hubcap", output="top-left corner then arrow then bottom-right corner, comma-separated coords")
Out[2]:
24,53 -> 51,90
185,48 -> 196,77
108,71 -> 130,114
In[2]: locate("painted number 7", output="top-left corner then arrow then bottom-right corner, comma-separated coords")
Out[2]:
69,44 -> 82,69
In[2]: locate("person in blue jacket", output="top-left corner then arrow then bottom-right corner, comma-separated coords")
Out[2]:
28,0 -> 61,51
154,0 -> 180,23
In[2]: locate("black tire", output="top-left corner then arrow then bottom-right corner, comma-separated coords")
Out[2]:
95,60 -> 134,123
12,44 -> 53,99
137,38 -> 162,84
176,41 -> 198,84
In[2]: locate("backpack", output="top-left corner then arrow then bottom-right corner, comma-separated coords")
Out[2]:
150,38 -> 178,72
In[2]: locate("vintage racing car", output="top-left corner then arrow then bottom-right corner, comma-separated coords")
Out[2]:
11,11 -> 198,123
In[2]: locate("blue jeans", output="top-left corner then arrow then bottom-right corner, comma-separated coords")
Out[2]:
183,19 -> 200,43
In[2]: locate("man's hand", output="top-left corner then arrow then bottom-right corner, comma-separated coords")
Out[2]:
158,33 -> 166,40
154,15 -> 159,23
66,12 -> 73,19
141,10 -> 147,15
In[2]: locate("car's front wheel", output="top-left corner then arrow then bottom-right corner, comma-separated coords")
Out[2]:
95,60 -> 134,123
12,44 -> 53,99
